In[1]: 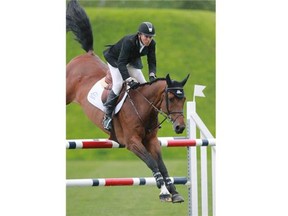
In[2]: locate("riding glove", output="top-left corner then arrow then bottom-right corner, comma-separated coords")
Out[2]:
149,72 -> 156,82
125,77 -> 139,89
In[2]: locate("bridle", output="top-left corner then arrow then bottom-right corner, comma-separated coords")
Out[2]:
165,87 -> 185,118
127,86 -> 185,131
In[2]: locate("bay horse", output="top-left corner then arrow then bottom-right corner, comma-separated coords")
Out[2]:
66,0 -> 189,203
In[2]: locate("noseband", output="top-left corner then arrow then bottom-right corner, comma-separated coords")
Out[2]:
165,87 -> 185,119
128,86 -> 185,132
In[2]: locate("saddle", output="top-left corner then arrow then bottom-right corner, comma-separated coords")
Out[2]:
87,70 -> 128,114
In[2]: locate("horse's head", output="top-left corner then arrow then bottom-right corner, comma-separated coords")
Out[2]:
162,74 -> 190,134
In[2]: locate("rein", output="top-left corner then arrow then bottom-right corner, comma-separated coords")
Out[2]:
127,86 -> 184,132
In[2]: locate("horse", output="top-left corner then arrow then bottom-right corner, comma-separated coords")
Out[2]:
66,0 -> 189,203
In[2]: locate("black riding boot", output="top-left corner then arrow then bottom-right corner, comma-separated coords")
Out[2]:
103,90 -> 119,131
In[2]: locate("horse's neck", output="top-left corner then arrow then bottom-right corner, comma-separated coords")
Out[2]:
140,80 -> 166,107
127,81 -> 166,129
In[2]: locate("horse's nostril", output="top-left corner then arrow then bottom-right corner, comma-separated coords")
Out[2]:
175,125 -> 185,134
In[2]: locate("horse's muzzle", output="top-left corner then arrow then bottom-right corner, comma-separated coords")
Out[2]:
174,123 -> 185,134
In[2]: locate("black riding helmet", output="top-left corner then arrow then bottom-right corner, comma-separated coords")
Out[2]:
138,22 -> 156,37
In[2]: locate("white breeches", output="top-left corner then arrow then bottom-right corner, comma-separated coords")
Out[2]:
108,63 -> 146,95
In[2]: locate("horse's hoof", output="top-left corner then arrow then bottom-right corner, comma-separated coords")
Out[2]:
172,194 -> 184,203
159,193 -> 172,202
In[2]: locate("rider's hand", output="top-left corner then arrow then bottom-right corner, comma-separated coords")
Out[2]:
125,77 -> 139,89
149,72 -> 156,82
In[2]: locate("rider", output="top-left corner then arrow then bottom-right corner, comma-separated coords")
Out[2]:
102,21 -> 157,131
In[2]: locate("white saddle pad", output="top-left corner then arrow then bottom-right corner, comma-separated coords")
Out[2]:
87,80 -> 127,114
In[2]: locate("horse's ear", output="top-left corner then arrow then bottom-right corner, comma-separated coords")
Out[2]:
181,74 -> 190,87
166,74 -> 172,86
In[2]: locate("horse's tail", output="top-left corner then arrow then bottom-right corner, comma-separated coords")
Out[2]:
66,0 -> 93,52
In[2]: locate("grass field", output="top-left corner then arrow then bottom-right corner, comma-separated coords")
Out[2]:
67,148 -> 213,216
66,7 -> 215,158
66,6 -> 215,216
67,160 -> 189,216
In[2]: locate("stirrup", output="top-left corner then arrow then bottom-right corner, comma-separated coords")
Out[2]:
103,115 -> 112,131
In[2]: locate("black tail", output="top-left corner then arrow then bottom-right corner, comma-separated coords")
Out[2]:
66,0 -> 93,52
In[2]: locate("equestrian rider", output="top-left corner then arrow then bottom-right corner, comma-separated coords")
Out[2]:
102,22 -> 157,131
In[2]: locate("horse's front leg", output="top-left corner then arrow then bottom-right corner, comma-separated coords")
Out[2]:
126,138 -> 172,202
156,155 -> 185,203
146,137 -> 184,203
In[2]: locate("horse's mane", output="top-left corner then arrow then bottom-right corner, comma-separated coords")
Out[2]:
137,78 -> 166,88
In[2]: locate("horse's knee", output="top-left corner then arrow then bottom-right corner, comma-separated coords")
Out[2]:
127,142 -> 158,171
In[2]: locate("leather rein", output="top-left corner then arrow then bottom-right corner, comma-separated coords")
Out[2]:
127,86 -> 184,132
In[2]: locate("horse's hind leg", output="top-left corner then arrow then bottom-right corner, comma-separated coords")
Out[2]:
66,69 -> 76,105
126,139 -> 172,202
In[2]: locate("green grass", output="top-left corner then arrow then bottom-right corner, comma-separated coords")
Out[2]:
67,148 -> 214,216
66,159 -> 188,216
66,8 -> 215,159
66,7 -> 215,216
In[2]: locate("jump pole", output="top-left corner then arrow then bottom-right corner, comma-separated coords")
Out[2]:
66,176 -> 189,187
66,138 -> 215,149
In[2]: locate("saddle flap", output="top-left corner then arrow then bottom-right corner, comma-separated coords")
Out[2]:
87,79 -> 127,115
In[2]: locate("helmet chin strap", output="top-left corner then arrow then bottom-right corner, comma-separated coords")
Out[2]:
138,34 -> 145,45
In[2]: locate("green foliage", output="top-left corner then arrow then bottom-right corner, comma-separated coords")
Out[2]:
72,0 -> 216,11
66,8 -> 215,160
